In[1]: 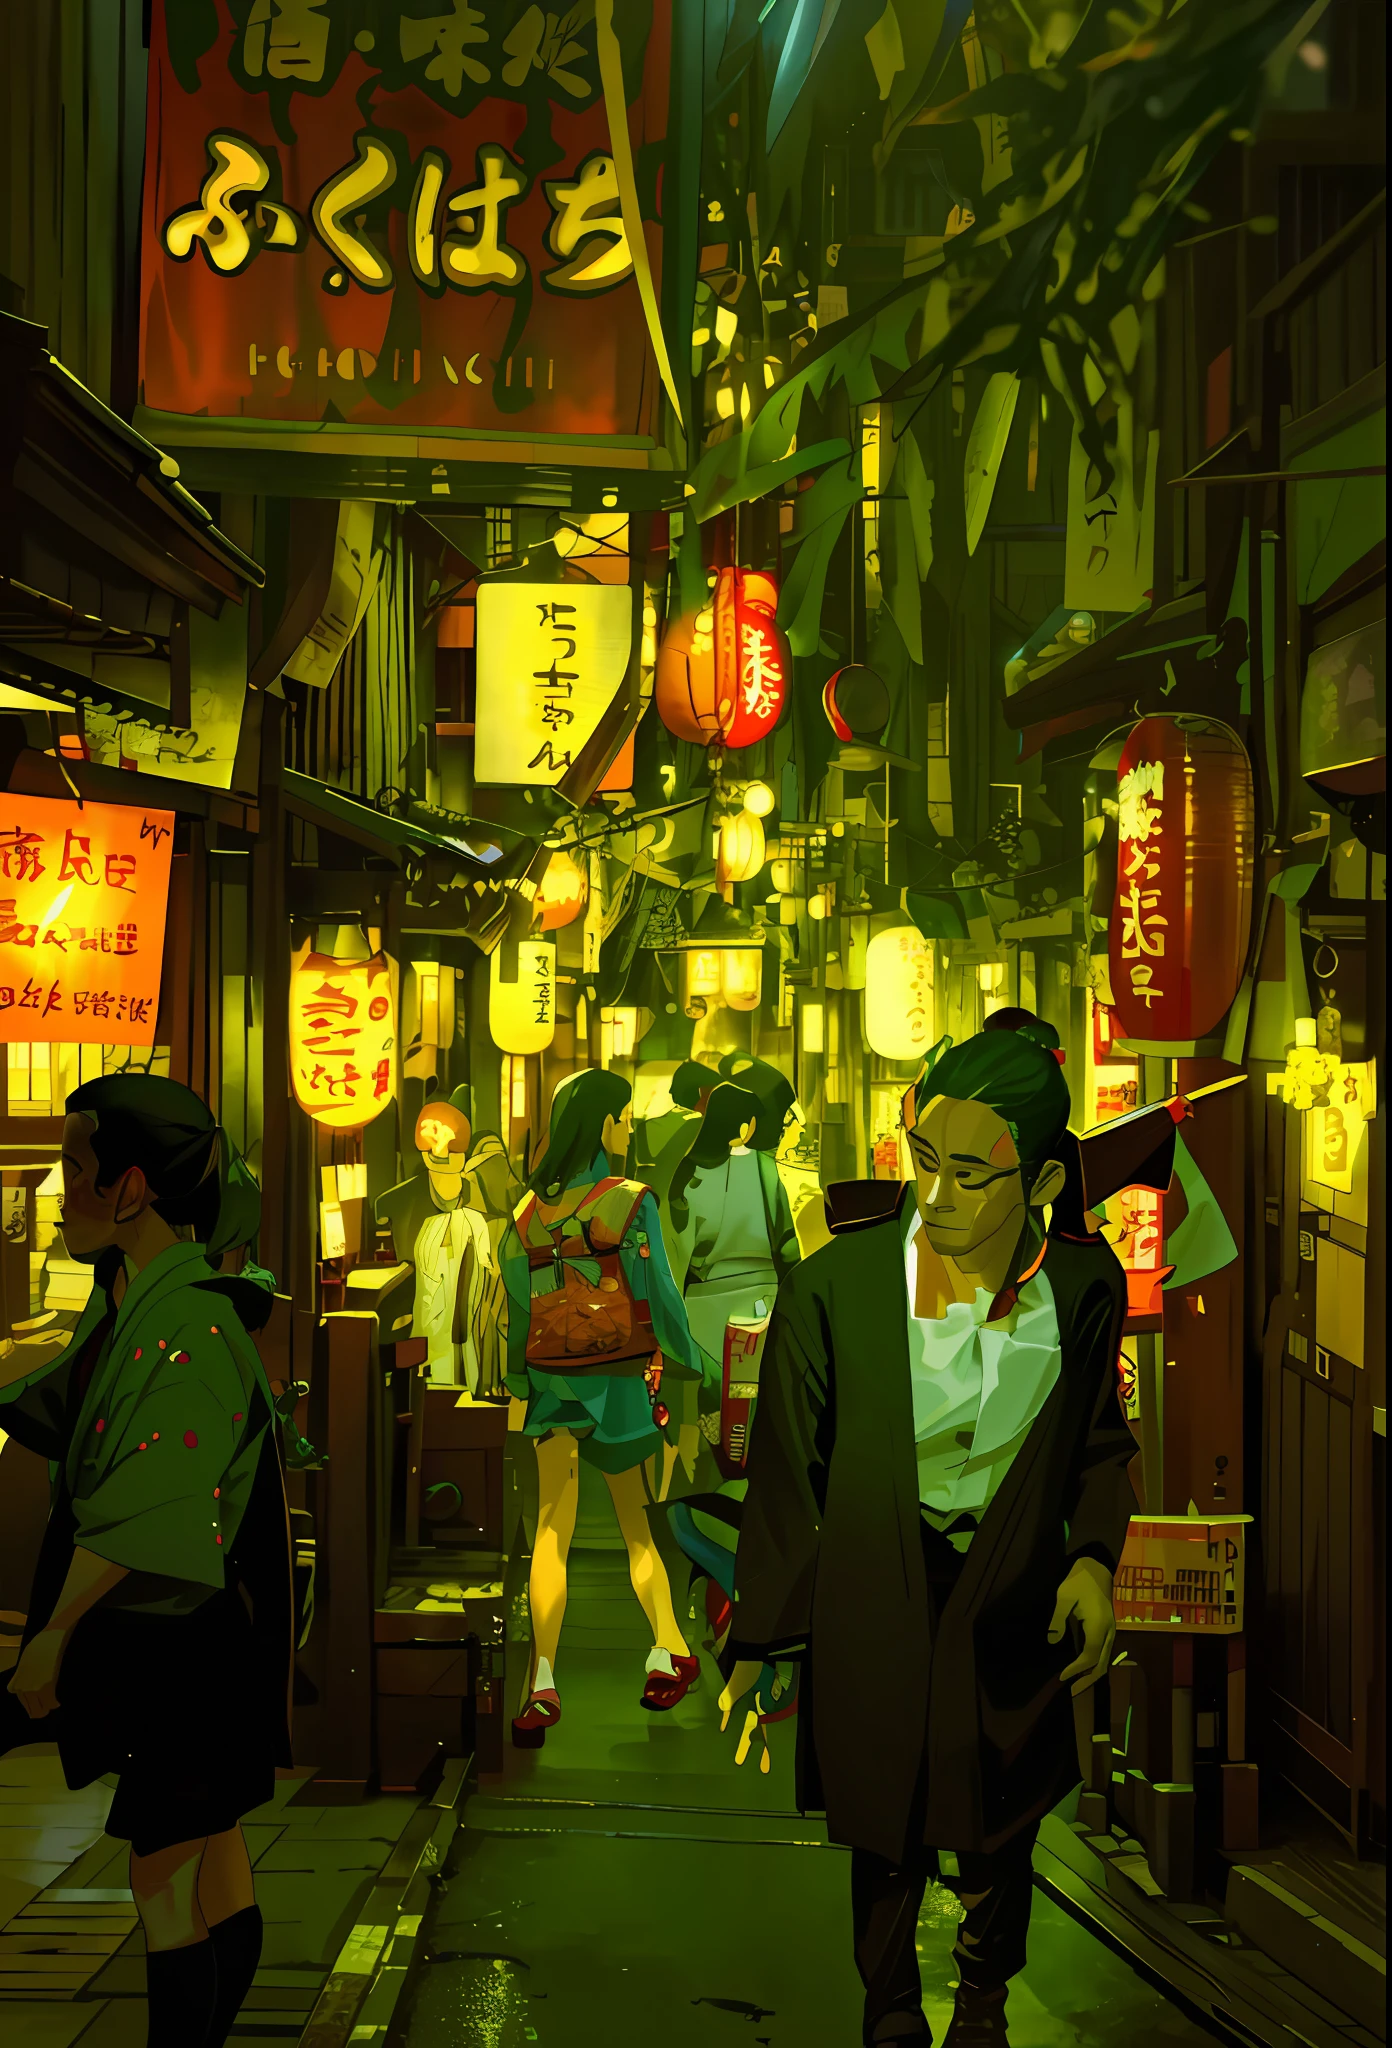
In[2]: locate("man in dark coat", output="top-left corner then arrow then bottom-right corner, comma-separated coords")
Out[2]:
723,1023 -> 1136,2046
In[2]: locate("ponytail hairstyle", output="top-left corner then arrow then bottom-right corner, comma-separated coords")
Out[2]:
913,1013 -> 1071,1189
669,1082 -> 762,1215
528,1067 -> 632,1201
65,1073 -> 271,1325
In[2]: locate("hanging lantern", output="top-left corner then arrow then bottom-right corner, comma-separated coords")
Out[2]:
655,568 -> 789,750
717,808 -> 766,887
822,664 -> 890,743
1109,717 -> 1254,1043
865,927 -> 935,1061
289,948 -> 397,1130
684,949 -> 724,1012
742,779 -> 776,817
489,940 -> 556,1054
721,947 -> 763,1012
536,849 -> 588,931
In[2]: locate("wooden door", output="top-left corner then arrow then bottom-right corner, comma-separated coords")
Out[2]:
1260,1091 -> 1376,1847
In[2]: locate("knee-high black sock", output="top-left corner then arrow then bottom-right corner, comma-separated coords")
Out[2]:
205,1904 -> 264,2046
145,1936 -> 219,2048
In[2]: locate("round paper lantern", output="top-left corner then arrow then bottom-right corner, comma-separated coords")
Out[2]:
655,567 -> 789,751
742,779 -> 776,817
536,849 -> 588,930
1108,716 -> 1254,1042
823,664 -> 890,743
717,809 -> 766,886
489,940 -> 556,1054
865,926 -> 935,1061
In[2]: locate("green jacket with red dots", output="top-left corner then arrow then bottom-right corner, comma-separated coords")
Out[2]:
1,1240 -> 283,1616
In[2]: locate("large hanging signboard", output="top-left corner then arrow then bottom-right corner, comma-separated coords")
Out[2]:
0,795 -> 174,1046
474,583 -> 631,783
1109,716 -> 1254,1043
1113,1515 -> 1251,1634
139,0 -> 673,441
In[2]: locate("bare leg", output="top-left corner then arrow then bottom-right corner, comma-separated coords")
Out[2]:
527,1430 -> 580,1687
603,1463 -> 690,1658
196,1824 -> 256,1928
130,1836 -> 208,1952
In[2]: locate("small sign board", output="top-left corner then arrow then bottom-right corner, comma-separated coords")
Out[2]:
1113,1514 -> 1252,1633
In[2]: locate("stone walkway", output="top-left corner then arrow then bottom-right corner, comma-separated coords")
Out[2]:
396,1548 -> 1223,2048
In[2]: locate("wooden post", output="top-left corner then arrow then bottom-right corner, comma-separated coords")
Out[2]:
317,1311 -> 378,1792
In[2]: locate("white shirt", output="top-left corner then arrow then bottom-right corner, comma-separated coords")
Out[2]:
413,1204 -> 492,1391
904,1212 -> 1062,1549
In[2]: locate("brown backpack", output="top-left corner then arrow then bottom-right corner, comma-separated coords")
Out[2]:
516,1177 -> 655,1369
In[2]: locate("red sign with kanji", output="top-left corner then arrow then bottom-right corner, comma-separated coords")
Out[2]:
0,795 -> 174,1047
138,0 -> 672,441
1108,715 -> 1254,1043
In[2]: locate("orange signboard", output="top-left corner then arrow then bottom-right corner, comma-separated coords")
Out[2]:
0,794 -> 174,1046
1113,1515 -> 1251,1634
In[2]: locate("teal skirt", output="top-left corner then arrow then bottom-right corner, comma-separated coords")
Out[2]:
519,1365 -> 668,1473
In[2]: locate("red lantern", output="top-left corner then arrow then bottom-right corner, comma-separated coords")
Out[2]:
1109,716 -> 1254,1042
655,567 -> 789,750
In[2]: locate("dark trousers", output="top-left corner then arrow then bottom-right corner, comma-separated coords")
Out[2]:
848,1516 -> 1040,2046
850,1823 -> 1040,2044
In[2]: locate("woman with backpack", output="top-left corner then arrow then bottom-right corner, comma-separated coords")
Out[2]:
501,1069 -> 705,1747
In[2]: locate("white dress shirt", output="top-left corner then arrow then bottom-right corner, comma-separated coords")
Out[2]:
904,1211 -> 1062,1551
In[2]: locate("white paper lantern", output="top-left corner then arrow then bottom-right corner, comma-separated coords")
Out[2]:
865,927 -> 935,1061
489,940 -> 557,1053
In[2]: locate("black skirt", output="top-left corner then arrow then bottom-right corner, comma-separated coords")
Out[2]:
56,1587 -> 277,1856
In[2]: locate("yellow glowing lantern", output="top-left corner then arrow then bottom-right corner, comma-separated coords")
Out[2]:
536,849 -> 588,931
489,940 -> 557,1054
684,949 -> 724,1013
865,927 -> 935,1061
721,947 -> 763,1012
289,948 -> 397,1129
742,780 -> 776,818
717,809 -> 766,887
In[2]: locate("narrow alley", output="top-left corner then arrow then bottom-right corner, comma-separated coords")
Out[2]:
394,1530 -> 1221,2048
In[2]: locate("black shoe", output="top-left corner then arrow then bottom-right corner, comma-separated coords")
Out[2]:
943,1985 -> 1009,2046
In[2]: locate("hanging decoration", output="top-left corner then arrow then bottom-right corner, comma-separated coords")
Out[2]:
536,849 -> 589,931
489,940 -> 557,1055
655,568 -> 789,750
1109,717 -> 1254,1043
865,927 -> 935,1061
290,948 -> 397,1129
822,664 -> 890,744
717,809 -> 767,888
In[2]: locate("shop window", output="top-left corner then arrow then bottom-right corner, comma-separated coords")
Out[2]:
7,1041 -> 169,1117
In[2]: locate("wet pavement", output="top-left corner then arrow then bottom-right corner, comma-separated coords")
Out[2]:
398,1546 -> 1222,2048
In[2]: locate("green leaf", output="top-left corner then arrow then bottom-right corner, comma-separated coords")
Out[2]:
963,372 -> 1021,555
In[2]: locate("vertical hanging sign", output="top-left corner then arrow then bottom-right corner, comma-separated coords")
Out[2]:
474,584 -> 632,785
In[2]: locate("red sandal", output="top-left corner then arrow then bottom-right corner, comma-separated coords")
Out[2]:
640,1653 -> 701,1712
511,1689 -> 561,1748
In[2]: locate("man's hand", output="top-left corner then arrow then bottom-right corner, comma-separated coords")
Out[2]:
718,1659 -> 770,1769
1048,1556 -> 1116,1696
6,1628 -> 68,1719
